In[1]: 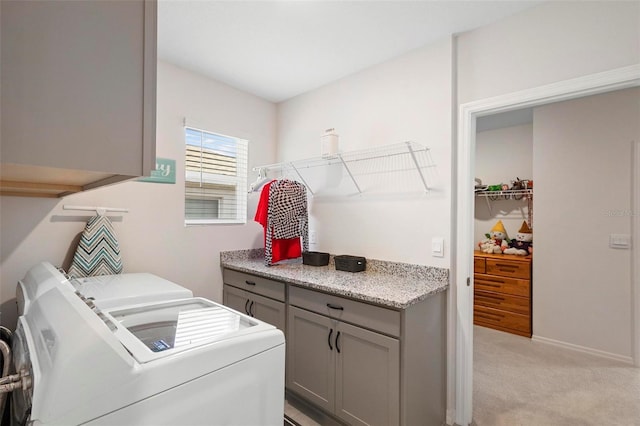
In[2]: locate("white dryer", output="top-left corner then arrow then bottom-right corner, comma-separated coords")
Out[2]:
10,265 -> 285,426
16,262 -> 193,315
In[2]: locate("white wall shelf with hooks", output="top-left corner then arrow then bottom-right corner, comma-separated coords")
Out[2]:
250,141 -> 436,197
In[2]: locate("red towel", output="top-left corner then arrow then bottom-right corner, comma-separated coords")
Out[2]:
255,181 -> 301,264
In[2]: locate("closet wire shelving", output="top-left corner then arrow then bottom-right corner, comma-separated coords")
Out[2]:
475,188 -> 533,227
251,141 -> 437,197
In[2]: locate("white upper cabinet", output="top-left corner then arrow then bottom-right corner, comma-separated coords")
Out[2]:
1,0 -> 156,197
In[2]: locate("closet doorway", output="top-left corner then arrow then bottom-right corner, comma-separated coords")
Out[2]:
454,64 -> 640,426
472,89 -> 639,424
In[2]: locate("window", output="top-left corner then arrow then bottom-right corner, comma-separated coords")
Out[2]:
185,127 -> 248,225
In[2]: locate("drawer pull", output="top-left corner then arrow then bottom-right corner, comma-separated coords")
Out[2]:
480,277 -> 506,284
328,328 -> 333,350
245,280 -> 256,286
476,311 -> 504,319
476,294 -> 505,302
479,282 -> 502,288
494,263 -> 518,268
326,303 -> 344,311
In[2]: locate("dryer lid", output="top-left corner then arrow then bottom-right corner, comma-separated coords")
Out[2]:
104,297 -> 261,363
73,272 -> 193,309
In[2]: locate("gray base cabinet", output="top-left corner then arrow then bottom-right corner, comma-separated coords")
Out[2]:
288,306 -> 400,426
222,267 -> 446,426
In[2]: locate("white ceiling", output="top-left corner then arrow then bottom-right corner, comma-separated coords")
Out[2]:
158,1 -> 543,103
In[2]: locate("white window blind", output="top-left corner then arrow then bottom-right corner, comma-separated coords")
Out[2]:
185,127 -> 248,225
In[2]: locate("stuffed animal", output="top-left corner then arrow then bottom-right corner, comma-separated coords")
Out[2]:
503,221 -> 533,256
478,220 -> 509,254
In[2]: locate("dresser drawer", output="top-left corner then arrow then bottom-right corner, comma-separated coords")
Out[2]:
474,289 -> 530,315
289,285 -> 400,337
474,305 -> 531,335
223,269 -> 285,302
474,274 -> 530,297
486,258 -> 530,279
474,257 -> 486,274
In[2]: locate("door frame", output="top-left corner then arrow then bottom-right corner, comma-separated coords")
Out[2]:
454,64 -> 640,426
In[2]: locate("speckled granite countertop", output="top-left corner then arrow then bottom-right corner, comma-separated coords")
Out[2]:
220,249 -> 449,309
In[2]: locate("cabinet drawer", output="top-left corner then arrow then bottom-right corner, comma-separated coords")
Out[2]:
486,258 -> 530,279
474,257 -> 486,274
474,274 -> 530,297
289,286 -> 400,337
474,289 -> 530,315
223,269 -> 285,302
474,305 -> 531,335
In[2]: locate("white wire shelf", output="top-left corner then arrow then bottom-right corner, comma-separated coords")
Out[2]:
475,188 -> 533,227
251,141 -> 437,196
474,189 -> 533,200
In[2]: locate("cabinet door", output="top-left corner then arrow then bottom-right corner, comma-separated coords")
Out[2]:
224,284 -> 286,333
287,306 -> 336,413
1,0 -> 156,177
249,291 -> 286,334
223,285 -> 250,315
335,321 -> 400,426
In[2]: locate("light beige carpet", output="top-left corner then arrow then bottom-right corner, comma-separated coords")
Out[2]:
473,325 -> 640,426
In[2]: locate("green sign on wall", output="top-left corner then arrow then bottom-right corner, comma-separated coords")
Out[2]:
138,158 -> 176,184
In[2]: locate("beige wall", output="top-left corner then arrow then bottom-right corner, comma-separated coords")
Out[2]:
277,39 -> 453,267
0,60 -> 276,329
457,1 -> 640,104
532,88 -> 639,359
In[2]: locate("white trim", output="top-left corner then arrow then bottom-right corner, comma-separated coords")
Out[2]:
454,64 -> 640,426
531,335 -> 634,365
633,140 -> 640,367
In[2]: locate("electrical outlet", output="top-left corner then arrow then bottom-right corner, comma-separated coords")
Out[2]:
309,231 -> 317,244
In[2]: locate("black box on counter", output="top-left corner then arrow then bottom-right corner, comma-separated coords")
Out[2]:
334,255 -> 366,273
302,251 -> 330,266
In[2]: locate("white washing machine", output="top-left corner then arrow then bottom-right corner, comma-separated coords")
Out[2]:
16,262 -> 193,315
10,264 -> 285,425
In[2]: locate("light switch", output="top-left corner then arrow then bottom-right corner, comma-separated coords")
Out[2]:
432,237 -> 444,257
609,234 -> 631,249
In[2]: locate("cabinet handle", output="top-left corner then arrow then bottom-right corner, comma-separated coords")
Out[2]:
326,303 -> 344,311
244,299 -> 250,315
245,280 -> 256,286
249,301 -> 255,317
336,331 -> 341,354
328,328 -> 333,350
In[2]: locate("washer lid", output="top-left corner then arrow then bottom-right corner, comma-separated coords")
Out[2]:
104,298 -> 262,363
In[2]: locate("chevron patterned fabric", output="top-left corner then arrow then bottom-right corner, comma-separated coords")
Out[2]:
68,214 -> 123,278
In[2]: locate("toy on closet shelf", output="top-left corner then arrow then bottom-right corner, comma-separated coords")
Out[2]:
503,221 -> 533,256
478,220 -> 509,254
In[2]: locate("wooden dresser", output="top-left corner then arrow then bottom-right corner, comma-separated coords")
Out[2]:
473,251 -> 532,337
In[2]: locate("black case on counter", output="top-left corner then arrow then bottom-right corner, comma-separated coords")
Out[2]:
334,255 -> 366,273
302,251 -> 330,266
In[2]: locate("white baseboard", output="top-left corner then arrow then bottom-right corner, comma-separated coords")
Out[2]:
531,334 -> 634,365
